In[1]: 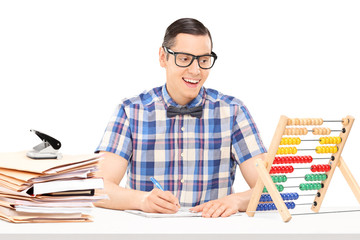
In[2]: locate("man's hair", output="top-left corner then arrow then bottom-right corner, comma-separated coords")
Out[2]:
162,18 -> 213,50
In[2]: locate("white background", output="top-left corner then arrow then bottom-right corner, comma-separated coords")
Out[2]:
0,0 -> 359,207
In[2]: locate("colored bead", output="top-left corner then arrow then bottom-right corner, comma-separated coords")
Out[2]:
294,192 -> 299,200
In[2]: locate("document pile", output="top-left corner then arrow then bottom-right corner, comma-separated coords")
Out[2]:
0,151 -> 105,223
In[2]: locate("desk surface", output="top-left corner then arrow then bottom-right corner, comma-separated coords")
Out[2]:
1,206 -> 360,240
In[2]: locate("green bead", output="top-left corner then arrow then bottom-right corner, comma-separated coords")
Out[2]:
317,183 -> 322,190
273,176 -> 278,183
305,184 -> 310,190
283,175 -> 287,183
305,174 -> 311,181
263,187 -> 268,193
278,185 -> 284,192
299,183 -> 305,191
322,174 -> 327,181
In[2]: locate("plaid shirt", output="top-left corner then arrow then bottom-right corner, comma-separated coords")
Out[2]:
96,85 -> 266,207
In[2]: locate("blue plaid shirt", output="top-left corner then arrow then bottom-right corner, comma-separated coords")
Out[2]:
96,85 -> 266,207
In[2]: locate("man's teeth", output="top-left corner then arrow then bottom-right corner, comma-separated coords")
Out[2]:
183,78 -> 200,84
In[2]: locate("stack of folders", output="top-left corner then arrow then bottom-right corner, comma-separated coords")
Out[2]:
0,151 -> 106,223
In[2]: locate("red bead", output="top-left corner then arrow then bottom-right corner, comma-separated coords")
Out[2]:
289,166 -> 294,173
325,164 -> 331,172
311,165 -> 317,172
307,156 -> 313,163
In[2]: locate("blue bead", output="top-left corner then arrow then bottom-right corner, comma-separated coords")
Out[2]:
264,204 -> 269,211
287,193 -> 292,200
294,192 -> 299,200
291,202 -> 296,209
291,193 -> 295,200
284,193 -> 290,201
258,204 -> 264,211
270,203 -> 276,210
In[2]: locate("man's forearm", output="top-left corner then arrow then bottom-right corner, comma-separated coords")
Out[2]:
232,188 -> 253,212
94,180 -> 145,210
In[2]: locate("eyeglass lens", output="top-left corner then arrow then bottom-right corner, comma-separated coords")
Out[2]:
175,53 -> 215,69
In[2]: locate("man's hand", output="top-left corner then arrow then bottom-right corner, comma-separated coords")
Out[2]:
140,188 -> 180,214
189,194 -> 241,218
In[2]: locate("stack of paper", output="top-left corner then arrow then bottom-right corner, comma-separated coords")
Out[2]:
0,151 -> 106,223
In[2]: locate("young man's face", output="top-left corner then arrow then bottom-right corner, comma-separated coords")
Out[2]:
159,33 -> 212,106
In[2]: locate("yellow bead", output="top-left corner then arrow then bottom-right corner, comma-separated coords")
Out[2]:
333,146 -> 338,153
316,146 -> 321,153
292,147 -> 297,154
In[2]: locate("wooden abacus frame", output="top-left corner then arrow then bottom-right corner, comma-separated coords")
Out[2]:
246,115 -> 360,222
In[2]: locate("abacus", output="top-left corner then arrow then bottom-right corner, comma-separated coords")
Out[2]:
246,116 -> 360,222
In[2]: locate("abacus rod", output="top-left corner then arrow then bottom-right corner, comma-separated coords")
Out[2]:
322,120 -> 344,122
294,167 -> 316,169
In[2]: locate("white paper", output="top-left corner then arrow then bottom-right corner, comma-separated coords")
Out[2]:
124,207 -> 242,218
27,178 -> 104,195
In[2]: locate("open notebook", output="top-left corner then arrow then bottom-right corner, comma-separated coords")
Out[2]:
124,207 -> 242,218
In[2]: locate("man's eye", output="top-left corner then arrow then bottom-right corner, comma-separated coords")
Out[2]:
179,57 -> 189,62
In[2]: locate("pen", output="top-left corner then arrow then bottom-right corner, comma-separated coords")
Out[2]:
150,177 -> 165,191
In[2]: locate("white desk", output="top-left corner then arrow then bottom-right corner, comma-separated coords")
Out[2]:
1,206 -> 360,240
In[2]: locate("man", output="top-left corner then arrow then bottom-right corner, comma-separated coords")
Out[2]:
95,18 -> 266,218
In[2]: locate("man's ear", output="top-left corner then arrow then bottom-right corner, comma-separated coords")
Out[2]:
159,47 -> 167,68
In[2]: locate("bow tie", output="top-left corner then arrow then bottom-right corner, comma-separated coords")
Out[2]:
167,105 -> 203,118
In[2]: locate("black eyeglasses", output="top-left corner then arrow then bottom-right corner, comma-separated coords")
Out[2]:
163,46 -> 217,69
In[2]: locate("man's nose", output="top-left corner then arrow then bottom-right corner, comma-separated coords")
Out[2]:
187,59 -> 201,75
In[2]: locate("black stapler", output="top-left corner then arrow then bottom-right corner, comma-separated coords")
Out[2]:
26,129 -> 62,159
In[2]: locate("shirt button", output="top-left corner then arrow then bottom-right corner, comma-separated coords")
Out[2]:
181,127 -> 185,131
181,152 -> 184,157
180,179 -> 184,183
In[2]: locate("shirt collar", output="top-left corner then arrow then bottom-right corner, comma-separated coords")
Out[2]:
161,84 -> 205,108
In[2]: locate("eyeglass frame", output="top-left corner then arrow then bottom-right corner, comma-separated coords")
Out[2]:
162,46 -> 218,69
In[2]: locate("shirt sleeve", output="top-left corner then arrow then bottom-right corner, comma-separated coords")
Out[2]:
231,104 -> 267,165
95,104 -> 133,161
